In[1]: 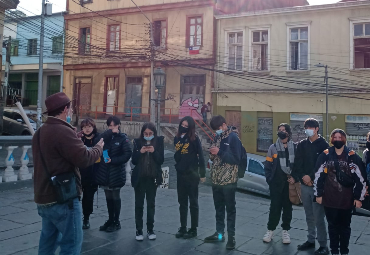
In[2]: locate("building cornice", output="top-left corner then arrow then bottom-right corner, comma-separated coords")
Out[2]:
215,1 -> 370,20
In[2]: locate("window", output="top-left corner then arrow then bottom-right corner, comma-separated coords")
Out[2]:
108,25 -> 120,52
257,117 -> 273,152
52,36 -> 63,54
187,16 -> 202,47
248,159 -> 265,176
79,27 -> 91,55
289,27 -> 308,70
10,40 -> 19,56
27,39 -> 37,55
227,32 -> 243,71
251,30 -> 268,71
353,23 -> 370,69
153,20 -> 167,48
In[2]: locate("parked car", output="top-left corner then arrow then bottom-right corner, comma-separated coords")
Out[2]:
2,109 -> 37,135
206,153 -> 270,196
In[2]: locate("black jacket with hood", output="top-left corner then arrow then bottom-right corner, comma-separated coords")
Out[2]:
293,136 -> 329,185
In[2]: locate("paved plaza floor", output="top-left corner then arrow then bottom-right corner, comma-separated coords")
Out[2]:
0,182 -> 370,255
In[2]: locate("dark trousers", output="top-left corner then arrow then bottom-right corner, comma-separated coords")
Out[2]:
82,184 -> 98,219
134,178 -> 158,231
177,177 -> 199,229
212,183 -> 237,237
104,189 -> 121,222
324,207 -> 352,254
267,182 -> 292,231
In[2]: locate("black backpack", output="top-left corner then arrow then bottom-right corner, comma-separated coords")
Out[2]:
239,145 -> 247,178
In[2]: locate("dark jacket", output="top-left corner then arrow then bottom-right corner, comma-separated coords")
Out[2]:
95,130 -> 132,188
131,136 -> 165,188
80,132 -> 101,186
264,142 -> 297,186
174,135 -> 205,180
314,146 -> 367,210
32,117 -> 102,204
293,136 -> 329,185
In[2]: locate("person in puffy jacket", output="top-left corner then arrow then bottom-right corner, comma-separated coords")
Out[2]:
131,122 -> 164,241
80,118 -> 101,230
314,129 -> 366,255
174,116 -> 205,240
95,116 -> 132,232
263,123 -> 296,244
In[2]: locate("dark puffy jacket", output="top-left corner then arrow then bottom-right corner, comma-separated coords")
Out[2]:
95,130 -> 132,188
131,136 -> 164,188
80,132 -> 101,186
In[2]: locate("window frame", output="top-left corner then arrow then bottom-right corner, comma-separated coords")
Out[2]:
350,18 -> 370,70
224,28 -> 245,72
286,22 -> 311,71
79,27 -> 91,55
186,15 -> 203,48
52,35 -> 63,55
107,24 -> 121,52
27,39 -> 38,56
10,39 -> 19,56
153,18 -> 168,49
249,26 -> 270,72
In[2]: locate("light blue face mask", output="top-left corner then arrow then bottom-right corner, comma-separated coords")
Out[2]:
144,135 -> 154,141
66,115 -> 71,124
215,129 -> 223,135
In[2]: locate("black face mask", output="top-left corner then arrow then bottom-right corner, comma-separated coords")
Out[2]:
366,141 -> 370,150
179,126 -> 189,134
277,131 -> 287,140
333,140 -> 345,149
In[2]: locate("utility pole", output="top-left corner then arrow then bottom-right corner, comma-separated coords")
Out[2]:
315,63 -> 329,140
0,37 -> 11,134
37,0 -> 46,129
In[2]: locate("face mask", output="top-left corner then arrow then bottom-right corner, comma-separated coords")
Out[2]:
216,129 -> 223,135
277,131 -> 287,140
66,116 -> 71,124
305,129 -> 315,137
144,135 -> 154,141
333,140 -> 345,149
179,126 -> 189,134
366,141 -> 370,150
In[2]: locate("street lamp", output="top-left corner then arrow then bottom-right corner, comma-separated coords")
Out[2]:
154,67 -> 166,135
315,63 -> 329,140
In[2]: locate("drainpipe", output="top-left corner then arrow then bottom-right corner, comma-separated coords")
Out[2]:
60,16 -> 65,93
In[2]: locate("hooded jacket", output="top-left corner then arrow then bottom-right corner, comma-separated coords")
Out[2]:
293,136 -> 329,185
314,146 -> 366,210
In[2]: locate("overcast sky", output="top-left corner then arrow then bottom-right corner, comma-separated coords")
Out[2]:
17,0 -> 341,16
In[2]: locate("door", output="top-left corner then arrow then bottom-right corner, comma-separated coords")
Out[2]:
104,76 -> 119,114
226,111 -> 241,136
242,158 -> 269,194
179,75 -> 205,120
25,73 -> 38,105
47,76 -> 60,97
125,77 -> 142,116
74,77 -> 92,115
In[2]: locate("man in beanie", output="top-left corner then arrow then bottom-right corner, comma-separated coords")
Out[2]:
33,92 -> 104,255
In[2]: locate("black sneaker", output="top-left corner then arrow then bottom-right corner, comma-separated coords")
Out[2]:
183,228 -> 197,239
175,227 -> 187,238
106,221 -> 121,232
297,241 -> 315,251
136,230 -> 144,241
226,236 -> 236,250
82,218 -> 90,229
204,232 -> 225,243
99,220 -> 113,231
314,247 -> 329,255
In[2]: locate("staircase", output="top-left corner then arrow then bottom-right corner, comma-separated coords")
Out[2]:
195,121 -> 214,150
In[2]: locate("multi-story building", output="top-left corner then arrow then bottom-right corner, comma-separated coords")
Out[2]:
214,1 -> 370,155
63,0 -> 216,123
1,12 -> 64,107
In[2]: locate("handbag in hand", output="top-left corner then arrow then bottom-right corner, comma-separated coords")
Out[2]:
38,129 -> 79,204
289,181 -> 302,205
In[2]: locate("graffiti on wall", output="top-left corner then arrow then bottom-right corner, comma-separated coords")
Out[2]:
179,98 -> 203,120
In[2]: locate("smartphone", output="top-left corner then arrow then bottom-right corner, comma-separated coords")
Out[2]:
144,144 -> 151,147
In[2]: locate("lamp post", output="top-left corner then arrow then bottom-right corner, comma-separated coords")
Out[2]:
154,67 -> 166,136
315,63 -> 329,140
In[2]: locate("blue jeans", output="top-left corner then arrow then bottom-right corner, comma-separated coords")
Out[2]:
37,198 -> 83,255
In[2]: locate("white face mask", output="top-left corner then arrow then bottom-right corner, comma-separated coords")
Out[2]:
216,129 -> 223,135
305,129 -> 315,137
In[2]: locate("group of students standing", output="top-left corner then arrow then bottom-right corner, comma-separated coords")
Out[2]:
263,118 -> 369,255
79,114 -> 243,250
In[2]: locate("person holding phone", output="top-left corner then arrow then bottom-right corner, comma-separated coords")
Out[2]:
95,116 -> 132,232
174,116 -> 206,239
131,122 -> 164,241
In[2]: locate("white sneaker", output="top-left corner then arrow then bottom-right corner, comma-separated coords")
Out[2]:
263,230 -> 274,243
147,230 -> 156,240
136,230 -> 144,241
282,230 -> 291,244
